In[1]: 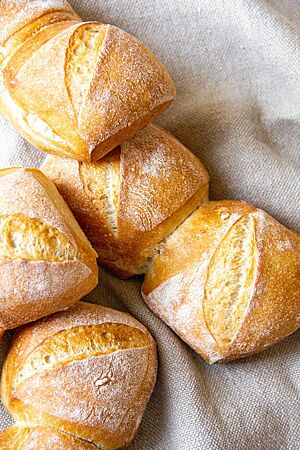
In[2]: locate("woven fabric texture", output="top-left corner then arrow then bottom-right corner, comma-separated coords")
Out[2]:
0,0 -> 299,449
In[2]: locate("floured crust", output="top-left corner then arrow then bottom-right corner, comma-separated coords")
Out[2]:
142,200 -> 300,363
41,124 -> 209,277
1,302 -> 157,450
78,25 -> 175,160
0,168 -> 98,330
0,1 -> 80,48
0,213 -> 78,262
0,425 -> 98,450
225,210 -> 300,360
2,22 -> 89,159
0,1 -> 175,161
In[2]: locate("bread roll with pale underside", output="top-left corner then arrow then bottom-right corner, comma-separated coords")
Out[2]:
41,124 -> 209,278
1,302 -> 157,450
0,168 -> 98,330
142,200 -> 300,363
0,425 -> 97,450
0,0 -> 175,161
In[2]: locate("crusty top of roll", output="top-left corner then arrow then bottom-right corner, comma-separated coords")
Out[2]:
42,124 -> 209,276
0,425 -> 98,450
0,0 -> 80,50
142,200 -> 300,362
1,302 -> 157,449
0,168 -> 98,330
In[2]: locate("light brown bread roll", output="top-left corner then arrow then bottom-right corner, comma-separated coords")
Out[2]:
0,425 -> 97,450
41,124 -> 209,278
0,1 -> 175,161
1,302 -> 157,450
142,200 -> 300,363
0,168 -> 98,330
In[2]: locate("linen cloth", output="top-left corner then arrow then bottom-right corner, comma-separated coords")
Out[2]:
0,0 -> 299,448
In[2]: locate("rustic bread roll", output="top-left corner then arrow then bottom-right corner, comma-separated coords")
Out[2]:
142,200 -> 300,363
1,302 -> 157,450
0,1 -> 175,161
0,168 -> 98,330
0,425 -> 97,450
41,124 -> 209,278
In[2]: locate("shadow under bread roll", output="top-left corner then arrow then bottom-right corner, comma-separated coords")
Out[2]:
0,168 -> 98,331
0,425 -> 97,450
1,302 -> 157,450
0,1 -> 175,162
142,200 -> 300,363
41,123 -> 209,278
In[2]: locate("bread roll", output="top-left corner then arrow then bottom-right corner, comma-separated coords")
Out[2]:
1,302 -> 157,450
0,1 -> 175,161
0,168 -> 98,330
0,425 -> 97,450
41,124 -> 209,278
142,200 -> 300,363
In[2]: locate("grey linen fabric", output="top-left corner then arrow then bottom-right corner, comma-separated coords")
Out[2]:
0,0 -> 299,448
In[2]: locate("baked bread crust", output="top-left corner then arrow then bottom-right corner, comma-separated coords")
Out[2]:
142,200 -> 300,363
0,1 -> 80,48
0,425 -> 98,450
42,124 -> 209,277
0,168 -> 98,330
0,2 -> 175,161
1,302 -> 157,450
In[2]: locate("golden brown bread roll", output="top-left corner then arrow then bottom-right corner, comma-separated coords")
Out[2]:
41,124 -> 209,278
0,425 -> 97,450
0,168 -> 98,330
0,1 -> 175,161
1,302 -> 157,450
142,200 -> 300,363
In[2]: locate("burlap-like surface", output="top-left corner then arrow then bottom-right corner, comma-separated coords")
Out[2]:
0,1 -> 299,448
